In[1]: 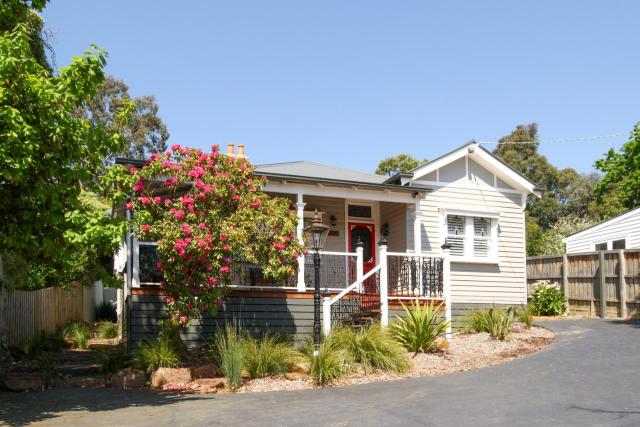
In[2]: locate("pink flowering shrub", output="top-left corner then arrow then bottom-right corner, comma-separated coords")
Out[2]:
122,145 -> 303,322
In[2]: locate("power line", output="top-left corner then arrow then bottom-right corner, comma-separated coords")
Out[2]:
477,132 -> 628,145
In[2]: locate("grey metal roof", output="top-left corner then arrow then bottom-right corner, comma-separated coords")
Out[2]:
255,161 -> 388,185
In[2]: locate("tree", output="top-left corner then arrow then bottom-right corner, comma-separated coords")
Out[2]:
0,0 -> 51,71
376,154 -> 426,176
0,23 -> 132,384
116,145 -> 303,323
536,215 -> 598,256
594,123 -> 640,216
77,76 -> 170,161
493,123 -> 601,254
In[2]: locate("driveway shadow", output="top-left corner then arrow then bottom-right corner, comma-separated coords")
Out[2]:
0,388 -> 209,426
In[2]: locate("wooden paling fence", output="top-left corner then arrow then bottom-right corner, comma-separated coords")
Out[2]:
2,283 -> 95,347
527,249 -> 640,318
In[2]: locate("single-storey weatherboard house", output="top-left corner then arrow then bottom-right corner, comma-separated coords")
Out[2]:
116,142 -> 540,346
564,207 -> 640,254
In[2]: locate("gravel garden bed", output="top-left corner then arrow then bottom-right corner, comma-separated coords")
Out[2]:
162,325 -> 554,394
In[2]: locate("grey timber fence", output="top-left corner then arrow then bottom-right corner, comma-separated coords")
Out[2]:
526,249 -> 640,318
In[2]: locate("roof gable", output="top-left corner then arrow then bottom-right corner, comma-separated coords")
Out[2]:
410,142 -> 541,196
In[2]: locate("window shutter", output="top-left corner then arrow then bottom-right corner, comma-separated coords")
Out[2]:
447,215 -> 465,256
473,217 -> 490,257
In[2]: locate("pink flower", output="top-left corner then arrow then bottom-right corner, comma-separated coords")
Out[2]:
174,210 -> 185,219
171,144 -> 182,151
207,265 -> 213,271
138,196 -> 150,205
229,184 -> 235,190
133,180 -> 144,193
164,199 -> 172,206
179,315 -> 188,325
220,266 -> 230,273
232,195 -> 240,202
164,296 -> 175,304
156,262 -> 164,270
141,224 -> 150,233
126,201 -> 133,211
130,167 -> 137,174
219,235 -> 227,241
153,196 -> 161,204
198,223 -> 207,230
250,199 -> 261,208
292,252 -> 300,259
273,242 -> 286,250
208,277 -> 218,285
223,245 -> 230,251
182,223 -> 193,235
164,177 -> 177,187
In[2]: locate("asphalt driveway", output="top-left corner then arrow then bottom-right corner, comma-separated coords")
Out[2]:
1,319 -> 639,427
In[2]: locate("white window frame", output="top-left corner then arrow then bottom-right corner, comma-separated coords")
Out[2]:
591,236 -> 629,251
440,208 -> 499,264
133,240 -> 162,287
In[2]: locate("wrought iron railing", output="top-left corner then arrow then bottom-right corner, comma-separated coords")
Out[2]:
304,252 -> 356,290
330,272 -> 380,327
386,255 -> 444,298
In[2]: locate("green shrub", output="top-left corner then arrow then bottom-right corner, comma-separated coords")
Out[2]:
63,321 -> 92,349
23,331 -> 67,359
212,326 -> 245,389
465,307 -> 516,340
95,301 -> 117,322
304,337 -> 353,386
243,334 -> 300,378
34,351 -> 58,386
157,320 -> 186,356
517,304 -> 534,329
133,338 -> 180,373
95,345 -> 130,383
96,322 -> 119,339
389,299 -> 449,353
530,280 -> 566,316
332,325 -> 410,373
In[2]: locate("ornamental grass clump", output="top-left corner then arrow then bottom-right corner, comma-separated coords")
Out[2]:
213,326 -> 245,389
96,322 -> 119,339
95,344 -> 130,384
62,321 -> 92,349
332,325 -> 410,373
530,280 -> 567,316
133,337 -> 181,373
465,307 -> 516,340
243,334 -> 300,379
304,337 -> 353,386
390,299 -> 449,353
517,304 -> 534,329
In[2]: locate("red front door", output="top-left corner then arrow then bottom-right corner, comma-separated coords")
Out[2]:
348,222 -> 376,292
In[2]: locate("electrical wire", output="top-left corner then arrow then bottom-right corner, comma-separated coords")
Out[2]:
477,132 -> 628,145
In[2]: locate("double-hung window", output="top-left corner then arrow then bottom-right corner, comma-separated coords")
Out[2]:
445,213 -> 498,261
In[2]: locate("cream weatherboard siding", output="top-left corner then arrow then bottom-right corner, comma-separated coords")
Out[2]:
564,208 -> 640,253
410,184 -> 527,305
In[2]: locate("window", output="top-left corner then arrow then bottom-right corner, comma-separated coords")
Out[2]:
446,214 -> 497,260
348,204 -> 372,219
612,239 -> 626,250
595,239 -> 626,251
594,242 -> 608,251
138,242 -> 162,285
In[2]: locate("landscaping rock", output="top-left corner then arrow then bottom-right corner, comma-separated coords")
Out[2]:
112,368 -> 146,389
194,377 -> 227,389
284,372 -> 310,381
435,338 -> 450,353
3,372 -> 47,391
151,367 -> 191,389
191,364 -> 217,379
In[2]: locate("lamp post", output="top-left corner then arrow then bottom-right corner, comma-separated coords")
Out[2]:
303,210 -> 330,356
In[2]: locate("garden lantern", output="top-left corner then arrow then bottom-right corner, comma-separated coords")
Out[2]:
304,210 -> 331,355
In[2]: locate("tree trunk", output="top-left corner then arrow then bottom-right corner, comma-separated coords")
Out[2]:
0,256 -> 13,388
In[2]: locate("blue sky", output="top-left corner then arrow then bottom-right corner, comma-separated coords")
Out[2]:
43,1 -> 639,174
